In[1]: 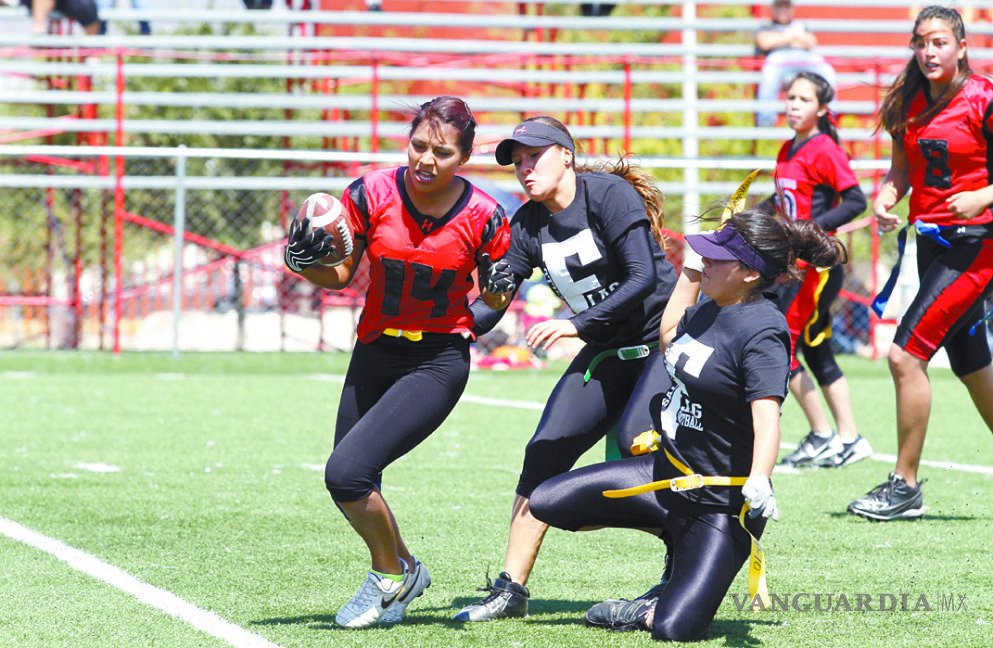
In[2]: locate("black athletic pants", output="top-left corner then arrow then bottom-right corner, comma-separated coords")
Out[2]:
516,345 -> 669,497
530,453 -> 765,642
325,332 -> 470,503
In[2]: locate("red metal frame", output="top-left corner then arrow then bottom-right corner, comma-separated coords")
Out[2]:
3,17 -> 913,353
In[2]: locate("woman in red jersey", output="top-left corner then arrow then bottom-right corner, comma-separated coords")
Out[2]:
283,96 -> 511,627
848,6 -> 993,520
767,71 -> 873,471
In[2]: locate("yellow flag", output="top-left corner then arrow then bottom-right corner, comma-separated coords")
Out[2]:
721,169 -> 762,222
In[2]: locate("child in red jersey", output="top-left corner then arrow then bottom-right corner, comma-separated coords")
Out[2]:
283,96 -> 511,627
766,71 -> 873,470
849,6 -> 993,521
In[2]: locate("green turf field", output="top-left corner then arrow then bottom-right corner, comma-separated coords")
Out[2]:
1,352 -> 990,648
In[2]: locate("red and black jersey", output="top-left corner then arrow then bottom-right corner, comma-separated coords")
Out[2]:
904,74 -> 993,227
771,133 -> 860,228
341,167 -> 511,343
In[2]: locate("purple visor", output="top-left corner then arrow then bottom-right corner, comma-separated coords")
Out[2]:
686,223 -> 785,279
495,121 -> 575,166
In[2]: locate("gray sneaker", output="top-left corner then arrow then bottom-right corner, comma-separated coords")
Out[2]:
454,571 -> 529,622
815,435 -> 873,468
780,430 -> 841,467
847,472 -> 926,521
584,597 -> 655,632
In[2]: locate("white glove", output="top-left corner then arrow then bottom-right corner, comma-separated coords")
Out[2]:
682,248 -> 704,273
742,475 -> 779,521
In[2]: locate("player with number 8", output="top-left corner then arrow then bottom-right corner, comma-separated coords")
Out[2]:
849,6 -> 993,521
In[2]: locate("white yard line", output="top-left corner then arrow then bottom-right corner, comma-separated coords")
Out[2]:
1,370 -> 989,647
871,453 -> 993,476
459,393 -> 546,411
0,517 -> 284,648
776,443 -> 993,476
467,394 -> 993,475
322,372 -> 993,475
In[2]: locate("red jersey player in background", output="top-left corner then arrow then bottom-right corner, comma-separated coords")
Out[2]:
849,6 -> 993,520
283,96 -> 512,626
765,71 -> 872,470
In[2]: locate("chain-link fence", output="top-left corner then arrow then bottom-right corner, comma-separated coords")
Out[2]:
0,8 -> 905,354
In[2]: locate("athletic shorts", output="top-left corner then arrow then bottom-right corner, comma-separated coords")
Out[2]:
894,235 -> 993,376
23,0 -> 99,25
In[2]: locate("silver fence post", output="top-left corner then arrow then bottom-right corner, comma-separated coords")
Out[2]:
172,145 -> 187,359
682,0 -> 700,238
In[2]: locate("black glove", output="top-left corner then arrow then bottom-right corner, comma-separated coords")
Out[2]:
478,252 -> 516,295
284,215 -> 336,273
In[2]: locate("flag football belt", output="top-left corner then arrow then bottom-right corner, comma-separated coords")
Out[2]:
602,431 -> 771,612
583,343 -> 657,384
382,328 -> 423,341
872,221 -> 993,333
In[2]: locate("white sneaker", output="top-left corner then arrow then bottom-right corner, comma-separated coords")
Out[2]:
815,435 -> 873,468
381,558 -> 431,623
779,430 -> 841,467
335,571 -> 404,628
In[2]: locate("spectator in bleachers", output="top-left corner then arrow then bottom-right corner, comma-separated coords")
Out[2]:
753,0 -> 835,128
21,0 -> 101,34
96,0 -> 150,36
580,3 -> 615,17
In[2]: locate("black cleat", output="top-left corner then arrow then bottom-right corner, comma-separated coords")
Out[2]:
585,597 -> 655,632
848,472 -> 926,521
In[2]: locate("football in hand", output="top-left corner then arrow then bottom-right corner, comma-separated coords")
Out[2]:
300,192 -> 354,267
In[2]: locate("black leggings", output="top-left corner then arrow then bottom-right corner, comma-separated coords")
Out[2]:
325,333 -> 470,502
797,265 -> 844,386
516,346 -> 669,497
530,454 -> 765,642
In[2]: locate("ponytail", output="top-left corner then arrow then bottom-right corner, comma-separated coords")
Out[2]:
578,156 -> 667,250
724,209 -> 848,293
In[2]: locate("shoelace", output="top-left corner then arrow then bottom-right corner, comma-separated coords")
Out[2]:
475,571 -> 495,594
867,479 -> 895,499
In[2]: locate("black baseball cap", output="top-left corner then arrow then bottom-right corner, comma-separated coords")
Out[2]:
495,121 -> 575,166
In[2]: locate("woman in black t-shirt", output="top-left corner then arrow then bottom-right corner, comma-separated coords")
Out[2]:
529,209 -> 846,641
456,116 -> 692,622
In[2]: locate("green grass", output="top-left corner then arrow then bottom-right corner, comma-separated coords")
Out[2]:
1,352 -> 991,648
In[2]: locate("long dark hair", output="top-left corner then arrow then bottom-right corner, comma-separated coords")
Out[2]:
409,96 -> 477,155
876,6 -> 970,137
519,116 -> 668,249
791,70 -> 840,144
708,209 -> 848,294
